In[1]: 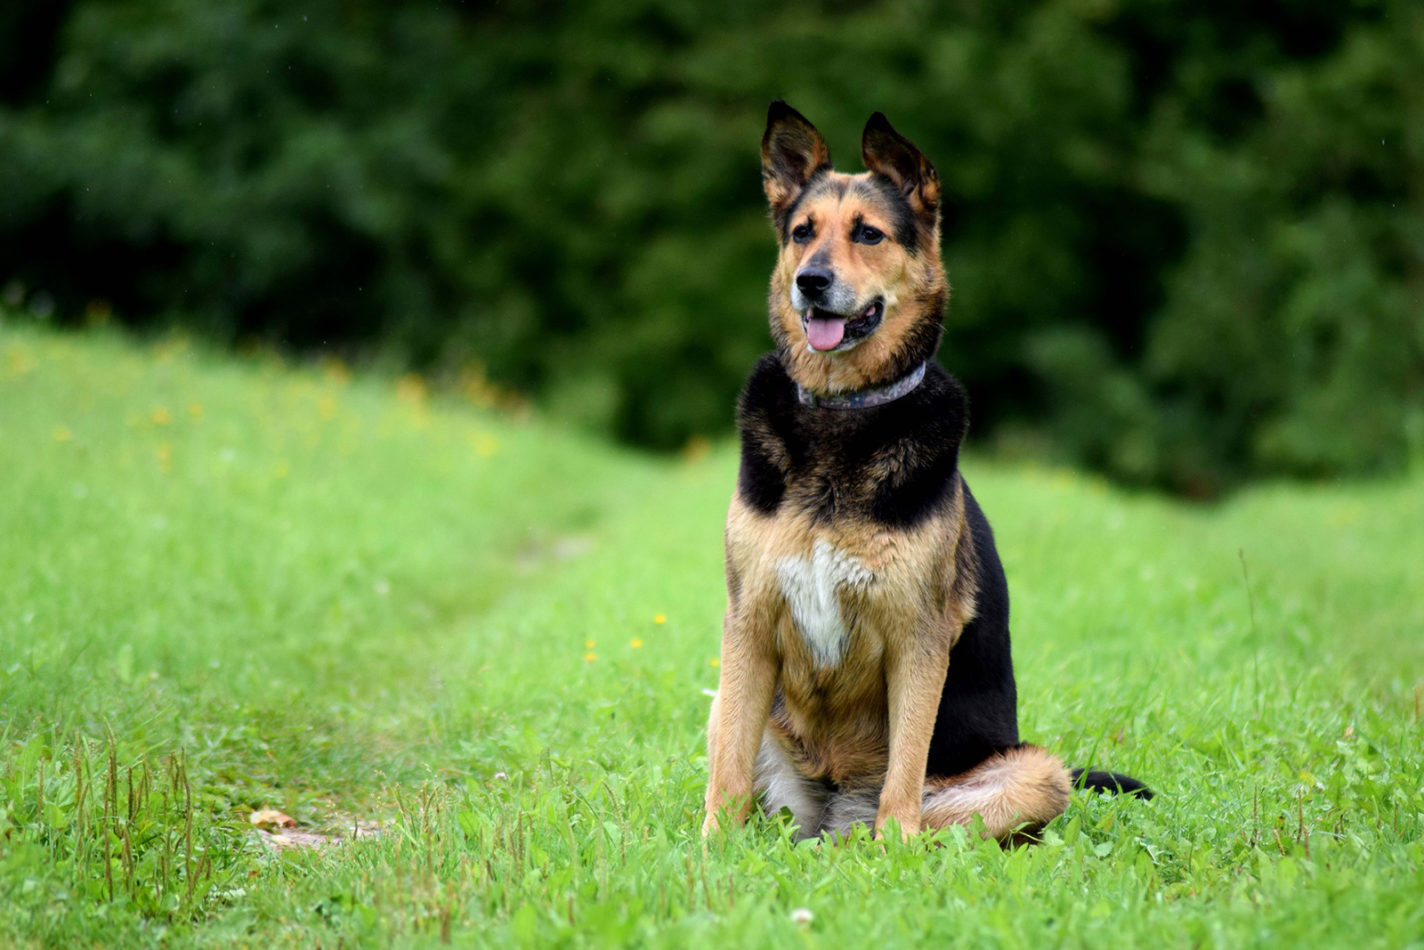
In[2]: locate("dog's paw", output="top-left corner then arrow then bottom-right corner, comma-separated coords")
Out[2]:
873,814 -> 920,842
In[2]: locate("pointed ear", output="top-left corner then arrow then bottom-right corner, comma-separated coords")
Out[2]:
761,101 -> 832,225
861,112 -> 939,224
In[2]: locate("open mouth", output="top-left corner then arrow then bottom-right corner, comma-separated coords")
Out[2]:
803,299 -> 884,352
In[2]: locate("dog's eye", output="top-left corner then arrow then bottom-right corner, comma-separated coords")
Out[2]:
791,223 -> 813,244
855,224 -> 885,245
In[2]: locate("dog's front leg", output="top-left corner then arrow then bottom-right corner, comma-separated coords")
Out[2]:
876,632 -> 952,840
703,608 -> 778,835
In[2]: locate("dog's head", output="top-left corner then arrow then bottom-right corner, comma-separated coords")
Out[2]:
761,101 -> 948,396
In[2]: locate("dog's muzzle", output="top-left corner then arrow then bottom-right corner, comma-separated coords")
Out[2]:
801,299 -> 884,352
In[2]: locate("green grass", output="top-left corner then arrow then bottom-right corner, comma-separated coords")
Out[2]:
2,318 -> 1422,947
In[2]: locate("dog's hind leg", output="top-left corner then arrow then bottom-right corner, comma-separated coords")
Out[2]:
753,732 -> 830,841
921,744 -> 1072,841
818,786 -> 881,840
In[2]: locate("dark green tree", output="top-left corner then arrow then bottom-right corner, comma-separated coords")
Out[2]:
1,0 -> 1418,493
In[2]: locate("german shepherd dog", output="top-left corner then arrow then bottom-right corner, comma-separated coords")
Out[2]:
703,102 -> 1148,842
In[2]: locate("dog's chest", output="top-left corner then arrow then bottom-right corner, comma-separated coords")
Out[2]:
774,538 -> 874,668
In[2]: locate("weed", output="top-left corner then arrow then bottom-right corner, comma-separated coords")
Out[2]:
1,321 -> 1422,946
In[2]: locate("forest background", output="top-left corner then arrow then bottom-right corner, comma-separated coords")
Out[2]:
2,0 -> 1421,495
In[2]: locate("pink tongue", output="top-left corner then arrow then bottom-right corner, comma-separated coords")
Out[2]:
806,315 -> 846,351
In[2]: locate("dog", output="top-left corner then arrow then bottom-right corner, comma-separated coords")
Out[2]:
703,101 -> 1149,842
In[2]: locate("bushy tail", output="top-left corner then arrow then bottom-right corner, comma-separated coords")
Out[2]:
1071,768 -> 1154,799
917,745 -> 1074,841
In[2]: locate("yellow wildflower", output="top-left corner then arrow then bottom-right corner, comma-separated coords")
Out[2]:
681,435 -> 711,463
6,346 -> 37,378
321,357 -> 351,385
151,406 -> 172,426
396,373 -> 428,403
53,425 -> 73,442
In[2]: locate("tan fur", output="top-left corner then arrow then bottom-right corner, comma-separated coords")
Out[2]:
768,173 -> 949,396
706,479 -> 979,839
921,746 -> 1072,840
705,106 -> 1073,843
740,735 -> 1070,843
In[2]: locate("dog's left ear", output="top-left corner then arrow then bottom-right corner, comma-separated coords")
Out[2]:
861,113 -> 940,225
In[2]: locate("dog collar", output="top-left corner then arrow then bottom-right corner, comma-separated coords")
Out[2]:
796,361 -> 927,410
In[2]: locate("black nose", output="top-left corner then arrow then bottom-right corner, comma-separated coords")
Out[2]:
795,267 -> 833,298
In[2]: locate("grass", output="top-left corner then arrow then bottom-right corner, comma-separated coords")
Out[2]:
1,317 -> 1422,947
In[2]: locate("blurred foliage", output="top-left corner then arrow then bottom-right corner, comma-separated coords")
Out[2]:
1,0 -> 1420,494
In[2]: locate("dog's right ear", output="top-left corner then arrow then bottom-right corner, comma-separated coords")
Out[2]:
761,101 -> 831,227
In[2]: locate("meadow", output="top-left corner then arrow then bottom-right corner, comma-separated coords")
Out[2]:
1,319 -> 1421,947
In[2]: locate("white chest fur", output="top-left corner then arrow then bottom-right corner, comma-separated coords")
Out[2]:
775,539 -> 875,668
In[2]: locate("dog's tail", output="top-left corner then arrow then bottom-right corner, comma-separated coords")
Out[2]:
1071,767 -> 1154,799
916,744 -> 1074,841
